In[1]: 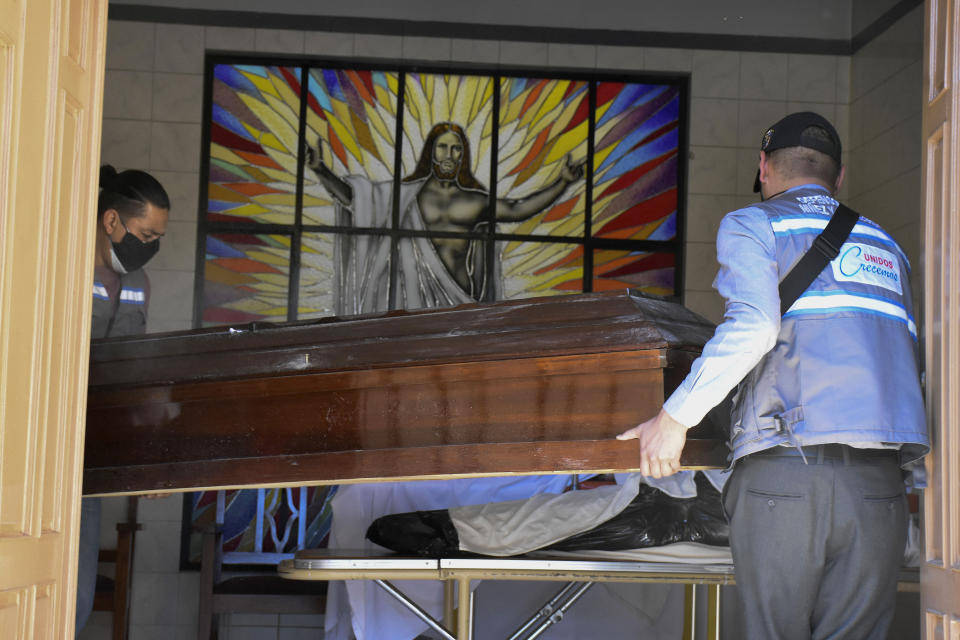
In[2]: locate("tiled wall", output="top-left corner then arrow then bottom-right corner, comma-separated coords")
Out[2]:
847,5 -> 924,311
89,11 -> 921,640
99,21 -> 853,331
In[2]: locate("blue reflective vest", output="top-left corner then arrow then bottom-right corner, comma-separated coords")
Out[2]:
729,187 -> 929,467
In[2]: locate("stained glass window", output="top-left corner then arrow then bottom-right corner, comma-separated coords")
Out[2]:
196,57 -> 687,326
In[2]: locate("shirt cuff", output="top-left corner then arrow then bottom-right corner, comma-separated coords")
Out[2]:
661,387 -> 708,429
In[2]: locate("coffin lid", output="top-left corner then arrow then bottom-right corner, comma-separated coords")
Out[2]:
89,289 -> 716,389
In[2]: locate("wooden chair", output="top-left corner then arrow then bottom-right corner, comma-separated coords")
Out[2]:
197,488 -> 328,640
93,496 -> 140,640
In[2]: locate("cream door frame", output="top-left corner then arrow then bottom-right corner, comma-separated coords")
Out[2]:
921,0 -> 960,636
0,0 -> 108,637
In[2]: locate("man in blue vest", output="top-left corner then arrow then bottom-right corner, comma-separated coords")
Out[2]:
618,112 -> 928,639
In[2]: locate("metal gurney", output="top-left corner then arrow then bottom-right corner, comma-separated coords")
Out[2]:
279,547 -> 737,640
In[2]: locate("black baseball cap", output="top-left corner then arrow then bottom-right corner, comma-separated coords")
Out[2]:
752,111 -> 842,193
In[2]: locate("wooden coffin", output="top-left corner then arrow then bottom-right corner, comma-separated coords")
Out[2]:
84,290 -> 729,495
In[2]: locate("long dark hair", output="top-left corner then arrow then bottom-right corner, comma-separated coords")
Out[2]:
97,164 -> 170,220
403,122 -> 486,191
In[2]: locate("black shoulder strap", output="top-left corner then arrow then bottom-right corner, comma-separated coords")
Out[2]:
779,203 -> 859,315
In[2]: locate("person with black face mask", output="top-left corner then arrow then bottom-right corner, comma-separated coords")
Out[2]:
77,165 -> 170,637
90,165 -> 169,337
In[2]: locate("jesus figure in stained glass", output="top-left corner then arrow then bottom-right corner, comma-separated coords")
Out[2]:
305,122 -> 584,314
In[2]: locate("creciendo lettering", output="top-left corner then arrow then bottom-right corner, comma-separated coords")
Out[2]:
838,246 -> 899,283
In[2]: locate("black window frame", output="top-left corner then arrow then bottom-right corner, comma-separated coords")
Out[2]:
194,53 -> 690,327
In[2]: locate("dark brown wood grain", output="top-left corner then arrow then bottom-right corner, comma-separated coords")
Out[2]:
84,439 -> 730,495
84,290 -> 728,495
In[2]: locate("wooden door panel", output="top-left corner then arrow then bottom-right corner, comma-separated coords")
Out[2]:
0,0 -> 107,637
921,0 -> 960,634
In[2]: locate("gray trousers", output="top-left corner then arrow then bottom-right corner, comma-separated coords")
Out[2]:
722,447 -> 907,640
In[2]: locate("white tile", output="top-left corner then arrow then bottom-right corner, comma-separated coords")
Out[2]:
849,167 -> 920,257
836,56 -> 851,104
403,36 -> 452,61
450,39 -> 500,65
834,103 -> 851,155
354,34 -> 402,60
689,98 -> 739,147
137,491 -> 184,522
255,29 -> 305,55
304,31 -> 354,58
103,70 -> 153,121
684,194 -> 742,243
100,119 -> 152,170
851,5 -> 923,101
77,611 -> 112,640
150,170 -> 201,223
850,36 -> 887,102
98,496 -> 130,548
154,24 -> 205,74
150,122 -> 202,172
146,308 -> 194,334
643,48 -> 693,72
129,572 -> 179,625
207,27 -> 257,52
597,45 -> 642,71
785,102 -> 835,126
854,114 -> 922,194
736,100 -> 788,148
152,73 -> 204,124
844,146 -> 865,198
548,43 -> 597,69
145,270 -> 196,334
500,41 -> 548,67
890,220 -> 921,276
739,52 -> 787,100
128,624 -> 195,640
106,20 -> 156,71
148,220 -> 197,272
177,571 -> 201,628
684,241 -> 719,291
683,290 -> 724,325
848,92 -> 868,151
786,54 -> 837,103
278,613 -> 325,627
229,613 -> 280,627
226,627 -> 279,640
692,50 -> 740,99
735,147 -> 762,197
278,627 -> 325,640
133,521 -> 183,573
857,60 -> 922,144
687,146 -> 738,195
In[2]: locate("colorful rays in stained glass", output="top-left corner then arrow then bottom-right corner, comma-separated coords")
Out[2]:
592,249 -> 675,295
297,232 -> 336,319
306,69 -> 398,182
208,65 -> 303,225
203,232 -> 290,325
592,83 -> 680,242
497,78 -> 588,239
501,240 -> 584,298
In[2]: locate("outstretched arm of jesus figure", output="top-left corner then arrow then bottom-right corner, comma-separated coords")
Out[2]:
494,154 -> 586,222
303,137 -> 354,206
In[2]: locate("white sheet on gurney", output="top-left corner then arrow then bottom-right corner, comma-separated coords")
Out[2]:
324,476 -> 574,640
453,470 -> 728,556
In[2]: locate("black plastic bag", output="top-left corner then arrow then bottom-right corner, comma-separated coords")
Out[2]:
366,508 -> 461,557
544,472 -> 728,551
365,472 -> 728,557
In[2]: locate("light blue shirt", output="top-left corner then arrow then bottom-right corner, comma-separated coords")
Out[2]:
663,196 -> 782,428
